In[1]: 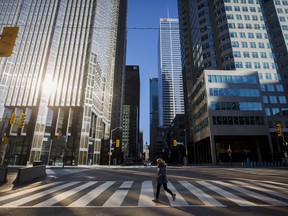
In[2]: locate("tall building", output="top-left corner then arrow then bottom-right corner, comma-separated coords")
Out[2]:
122,65 -> 140,161
149,78 -> 159,159
178,0 -> 288,164
0,0 -> 127,166
103,0 -> 128,165
158,18 -> 184,128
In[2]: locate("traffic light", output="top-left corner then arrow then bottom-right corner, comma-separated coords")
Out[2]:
276,123 -> 283,136
116,139 -> 120,147
18,112 -> 26,128
10,112 -> 17,125
0,27 -> 19,57
173,140 -> 177,147
57,131 -> 62,140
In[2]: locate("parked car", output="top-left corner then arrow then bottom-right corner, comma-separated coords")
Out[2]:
143,160 -> 151,166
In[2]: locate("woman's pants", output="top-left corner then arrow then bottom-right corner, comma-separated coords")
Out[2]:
155,183 -> 173,198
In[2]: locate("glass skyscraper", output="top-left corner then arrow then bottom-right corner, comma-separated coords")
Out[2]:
158,18 -> 184,128
0,0 -> 126,166
178,0 -> 288,164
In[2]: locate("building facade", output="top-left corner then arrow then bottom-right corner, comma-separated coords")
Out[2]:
178,0 -> 288,164
149,77 -> 159,160
122,65 -> 140,161
158,18 -> 184,128
0,0 -> 126,166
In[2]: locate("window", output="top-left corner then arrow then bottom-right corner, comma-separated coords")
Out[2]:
267,84 -> 275,92
270,96 -> 277,104
252,52 -> 258,58
256,33 -> 262,39
250,42 -> 256,48
248,33 -> 254,38
279,96 -> 287,104
260,52 -> 267,58
263,96 -> 268,103
243,52 -> 250,58
242,42 -> 248,48
276,84 -> 284,92
246,62 -> 252,68
254,62 -> 260,68
263,62 -> 269,69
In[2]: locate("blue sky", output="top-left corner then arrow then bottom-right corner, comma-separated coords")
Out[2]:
126,0 -> 178,146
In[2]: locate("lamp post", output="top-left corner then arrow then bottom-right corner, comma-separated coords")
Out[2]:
109,126 -> 122,166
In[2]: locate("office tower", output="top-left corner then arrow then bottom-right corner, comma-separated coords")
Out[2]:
104,0 -> 128,165
122,66 -> 140,161
178,0 -> 288,164
149,78 -> 159,159
158,18 -> 184,128
0,0 -> 126,166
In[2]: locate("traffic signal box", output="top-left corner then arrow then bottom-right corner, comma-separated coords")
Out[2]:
58,131 -> 62,140
276,123 -> 283,137
10,112 -> 17,125
18,112 -> 26,128
116,139 -> 120,147
0,27 -> 19,57
173,140 -> 177,147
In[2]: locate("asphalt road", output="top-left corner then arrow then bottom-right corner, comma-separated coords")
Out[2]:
0,165 -> 287,216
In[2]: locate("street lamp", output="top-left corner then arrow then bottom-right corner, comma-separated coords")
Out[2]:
109,126 -> 122,166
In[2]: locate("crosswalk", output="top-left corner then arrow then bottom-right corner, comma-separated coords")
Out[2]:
0,180 -> 287,208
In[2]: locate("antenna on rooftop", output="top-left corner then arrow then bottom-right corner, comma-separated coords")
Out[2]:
167,7 -> 170,19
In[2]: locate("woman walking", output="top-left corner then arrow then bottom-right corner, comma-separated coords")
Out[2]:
153,158 -> 176,202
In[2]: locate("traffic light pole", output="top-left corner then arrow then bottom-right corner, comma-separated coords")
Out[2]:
109,126 -> 122,167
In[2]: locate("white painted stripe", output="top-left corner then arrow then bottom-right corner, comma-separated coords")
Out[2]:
34,182 -> 96,207
262,181 -> 288,187
138,181 -> 156,207
2,182 -> 79,207
198,181 -> 256,207
215,181 -> 288,206
103,181 -> 133,207
0,182 -> 62,202
231,180 -> 288,201
68,181 -> 115,207
246,180 -> 288,191
166,182 -> 189,207
179,181 -> 224,207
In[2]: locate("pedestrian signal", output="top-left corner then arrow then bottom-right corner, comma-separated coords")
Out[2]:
18,112 -> 26,128
10,112 -> 17,125
276,123 -> 283,136
0,27 -> 19,57
116,139 -> 120,147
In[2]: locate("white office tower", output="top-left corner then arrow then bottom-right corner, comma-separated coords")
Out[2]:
158,18 -> 184,127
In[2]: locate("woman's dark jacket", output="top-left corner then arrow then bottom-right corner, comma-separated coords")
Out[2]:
156,163 -> 168,184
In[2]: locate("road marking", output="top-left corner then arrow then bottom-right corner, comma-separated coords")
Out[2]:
245,180 -> 288,191
231,180 -> 288,201
166,182 -> 189,206
198,181 -> 256,206
0,182 -> 62,202
2,182 -> 79,207
103,181 -> 133,207
179,181 -> 225,207
35,182 -> 96,207
68,181 -> 115,207
138,181 -> 156,207
213,180 -> 287,206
